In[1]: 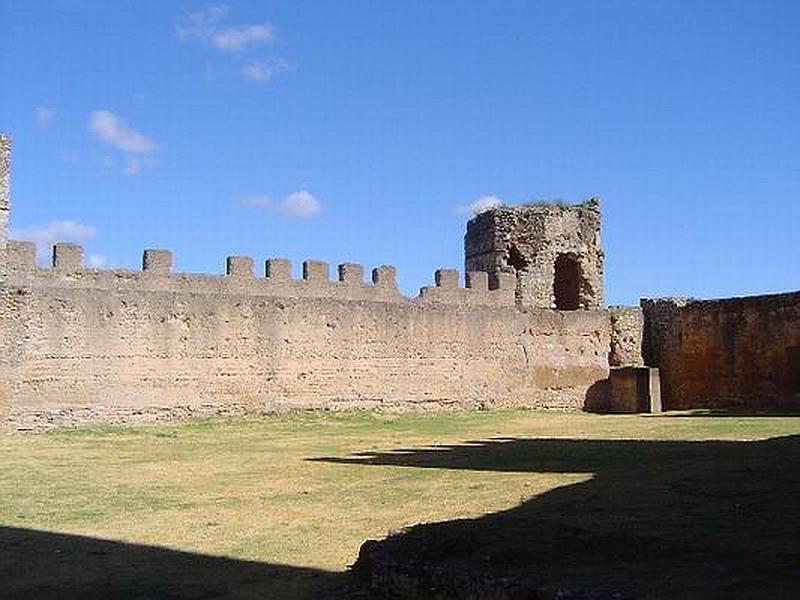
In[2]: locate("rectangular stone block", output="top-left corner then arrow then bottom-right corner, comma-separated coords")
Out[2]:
226,256 -> 254,278
303,260 -> 329,283
466,271 -> 488,291
609,367 -> 662,413
489,271 -> 516,291
6,240 -> 36,272
265,258 -> 291,281
52,243 -> 83,271
142,249 -> 172,274
372,265 -> 397,288
338,263 -> 364,285
435,269 -> 459,289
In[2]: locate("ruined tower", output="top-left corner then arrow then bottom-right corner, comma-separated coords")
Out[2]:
464,199 -> 604,310
0,135 -> 10,252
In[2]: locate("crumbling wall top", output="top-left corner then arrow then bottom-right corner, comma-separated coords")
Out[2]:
464,198 -> 604,310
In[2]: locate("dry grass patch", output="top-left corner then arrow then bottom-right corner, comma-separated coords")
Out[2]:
0,409 -> 798,598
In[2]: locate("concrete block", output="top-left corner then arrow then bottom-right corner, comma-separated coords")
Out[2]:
142,249 -> 172,274
609,366 -> 662,413
52,243 -> 83,271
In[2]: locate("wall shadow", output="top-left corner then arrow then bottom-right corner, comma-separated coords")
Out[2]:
662,408 -> 800,418
0,526 -> 345,600
311,435 -> 800,598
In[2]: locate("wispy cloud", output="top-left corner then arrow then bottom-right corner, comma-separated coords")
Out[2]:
243,191 -> 322,219
9,220 -> 97,262
456,195 -> 504,216
87,254 -> 109,268
89,110 -> 157,176
213,24 -> 274,51
241,59 -> 292,82
178,6 -> 275,51
36,106 -> 56,130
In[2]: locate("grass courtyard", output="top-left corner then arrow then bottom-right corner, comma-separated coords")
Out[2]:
0,409 -> 798,599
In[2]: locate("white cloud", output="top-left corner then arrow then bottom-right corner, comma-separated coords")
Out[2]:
36,106 -> 56,129
88,254 -> 109,268
177,5 -> 229,43
243,191 -> 322,219
89,111 -> 156,154
242,59 -> 292,82
9,220 -> 97,262
178,6 -> 274,51
89,110 -> 157,176
213,24 -> 274,51
456,195 -> 503,216
280,191 -> 321,218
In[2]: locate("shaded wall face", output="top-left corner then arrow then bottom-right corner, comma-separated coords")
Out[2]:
642,293 -> 800,409
0,263 -> 611,430
464,203 -> 604,310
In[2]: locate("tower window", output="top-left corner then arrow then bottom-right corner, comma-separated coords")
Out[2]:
554,254 -> 580,310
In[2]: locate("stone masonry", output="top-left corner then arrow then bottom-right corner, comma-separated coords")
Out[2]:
1,135 -> 798,429
0,135 -> 10,254
464,199 -> 604,310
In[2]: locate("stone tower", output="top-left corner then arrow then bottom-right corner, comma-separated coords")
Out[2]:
0,134 -> 9,251
464,198 -> 604,310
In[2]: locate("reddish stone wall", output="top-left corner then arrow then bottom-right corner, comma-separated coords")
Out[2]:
642,292 -> 800,410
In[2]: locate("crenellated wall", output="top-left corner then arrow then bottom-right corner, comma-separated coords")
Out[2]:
641,293 -> 800,410
0,240 -> 610,429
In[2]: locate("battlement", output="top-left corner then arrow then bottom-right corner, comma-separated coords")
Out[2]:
4,240 -> 413,304
417,268 -> 516,306
4,238 -> 524,307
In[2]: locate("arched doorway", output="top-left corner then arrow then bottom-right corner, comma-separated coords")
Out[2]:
553,254 -> 580,310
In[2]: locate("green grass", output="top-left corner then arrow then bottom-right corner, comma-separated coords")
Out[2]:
0,409 -> 798,598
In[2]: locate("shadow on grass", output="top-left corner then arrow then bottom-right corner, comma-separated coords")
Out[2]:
312,435 -> 800,598
0,526 -> 344,600
662,408 -> 800,417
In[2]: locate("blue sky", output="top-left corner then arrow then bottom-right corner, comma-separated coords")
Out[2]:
1,1 -> 798,304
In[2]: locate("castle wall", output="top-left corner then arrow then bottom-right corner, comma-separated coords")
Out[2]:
641,292 -> 800,410
0,135 -> 10,252
0,243 -> 610,430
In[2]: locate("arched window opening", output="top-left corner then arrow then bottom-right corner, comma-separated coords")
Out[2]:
553,254 -> 580,310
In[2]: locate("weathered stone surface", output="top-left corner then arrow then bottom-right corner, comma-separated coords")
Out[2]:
608,306 -> 644,367
0,135 -> 9,254
0,271 -> 611,429
642,293 -> 800,410
142,249 -> 172,275
464,200 -> 604,310
351,537 -> 627,600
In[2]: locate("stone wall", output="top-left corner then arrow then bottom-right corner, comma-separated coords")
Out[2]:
608,306 -> 644,367
464,200 -> 604,310
0,135 -> 10,252
0,242 -> 611,430
641,293 -> 800,410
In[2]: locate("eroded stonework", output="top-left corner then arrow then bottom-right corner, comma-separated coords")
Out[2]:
464,200 -> 604,310
1,133 -> 797,428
